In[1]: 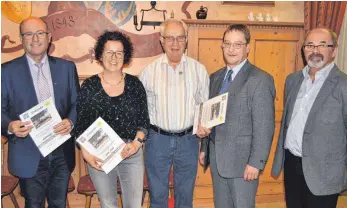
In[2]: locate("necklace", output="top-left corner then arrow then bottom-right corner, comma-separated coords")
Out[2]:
102,72 -> 124,87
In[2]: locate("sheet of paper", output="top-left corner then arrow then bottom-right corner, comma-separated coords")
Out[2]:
193,93 -> 228,134
19,97 -> 71,157
76,117 -> 126,174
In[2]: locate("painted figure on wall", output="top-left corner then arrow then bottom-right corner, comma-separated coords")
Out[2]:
2,1 -> 162,64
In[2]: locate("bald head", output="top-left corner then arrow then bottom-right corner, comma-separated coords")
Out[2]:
20,17 -> 49,34
305,28 -> 338,48
19,16 -> 51,63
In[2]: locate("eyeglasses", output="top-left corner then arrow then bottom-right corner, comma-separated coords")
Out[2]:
104,51 -> 124,58
222,41 -> 247,50
303,44 -> 334,51
162,36 -> 186,43
21,31 -> 49,40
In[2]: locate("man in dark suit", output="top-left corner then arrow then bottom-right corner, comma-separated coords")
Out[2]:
197,24 -> 275,208
1,17 -> 79,207
272,28 -> 347,208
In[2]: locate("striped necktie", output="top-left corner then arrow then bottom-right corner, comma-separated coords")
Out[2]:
35,63 -> 51,102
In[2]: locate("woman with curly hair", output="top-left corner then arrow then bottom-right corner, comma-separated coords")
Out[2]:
75,31 -> 149,208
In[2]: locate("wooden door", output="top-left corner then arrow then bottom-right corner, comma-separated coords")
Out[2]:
185,20 -> 304,200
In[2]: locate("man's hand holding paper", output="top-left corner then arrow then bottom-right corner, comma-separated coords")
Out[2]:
8,120 -> 33,138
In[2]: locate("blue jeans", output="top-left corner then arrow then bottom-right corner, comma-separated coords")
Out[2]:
145,130 -> 199,208
19,149 -> 70,208
88,148 -> 144,208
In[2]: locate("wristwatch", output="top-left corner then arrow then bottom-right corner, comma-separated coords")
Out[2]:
135,137 -> 145,144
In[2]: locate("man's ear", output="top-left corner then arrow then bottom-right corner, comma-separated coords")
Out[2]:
246,43 -> 251,54
332,46 -> 338,59
48,32 -> 52,42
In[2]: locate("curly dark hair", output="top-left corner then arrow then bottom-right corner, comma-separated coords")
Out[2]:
94,31 -> 134,65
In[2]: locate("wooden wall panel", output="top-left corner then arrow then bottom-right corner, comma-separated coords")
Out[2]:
198,39 -> 224,74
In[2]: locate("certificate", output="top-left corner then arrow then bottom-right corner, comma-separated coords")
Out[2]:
193,93 -> 229,134
19,97 -> 71,157
76,117 -> 125,174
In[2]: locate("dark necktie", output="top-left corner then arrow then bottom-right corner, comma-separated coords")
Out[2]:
211,69 -> 233,143
219,69 -> 233,95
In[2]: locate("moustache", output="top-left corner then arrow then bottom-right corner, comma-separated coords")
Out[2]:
308,53 -> 324,61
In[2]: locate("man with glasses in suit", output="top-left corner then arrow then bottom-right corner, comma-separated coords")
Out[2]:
272,28 -> 347,208
198,24 -> 275,208
1,16 -> 79,207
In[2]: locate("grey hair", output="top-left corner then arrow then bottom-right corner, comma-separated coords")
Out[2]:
159,19 -> 188,37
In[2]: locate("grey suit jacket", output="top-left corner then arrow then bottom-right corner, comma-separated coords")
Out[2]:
272,64 -> 347,195
202,60 -> 276,178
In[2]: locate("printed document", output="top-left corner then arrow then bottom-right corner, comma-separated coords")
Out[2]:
193,93 -> 228,134
19,97 -> 71,157
76,117 -> 125,174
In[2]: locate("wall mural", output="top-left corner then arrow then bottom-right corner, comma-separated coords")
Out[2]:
1,1 -> 32,23
1,1 -> 163,64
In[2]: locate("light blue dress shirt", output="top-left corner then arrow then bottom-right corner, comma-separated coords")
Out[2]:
284,62 -> 334,157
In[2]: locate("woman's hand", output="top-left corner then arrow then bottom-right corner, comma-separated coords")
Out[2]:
81,146 -> 103,171
121,140 -> 142,159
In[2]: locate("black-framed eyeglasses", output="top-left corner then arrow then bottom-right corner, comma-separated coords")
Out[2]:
104,50 -> 124,58
222,41 -> 247,49
162,36 -> 186,43
303,44 -> 334,51
21,31 -> 49,40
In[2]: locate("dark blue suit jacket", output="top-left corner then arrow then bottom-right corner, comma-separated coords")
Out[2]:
1,55 -> 80,178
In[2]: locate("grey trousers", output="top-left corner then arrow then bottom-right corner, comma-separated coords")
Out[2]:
210,142 -> 259,208
88,148 -> 144,208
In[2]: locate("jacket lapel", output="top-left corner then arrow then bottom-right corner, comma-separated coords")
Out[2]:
20,55 -> 39,106
228,60 -> 252,96
211,67 -> 227,98
47,56 -> 59,106
284,73 -> 304,127
304,66 -> 339,132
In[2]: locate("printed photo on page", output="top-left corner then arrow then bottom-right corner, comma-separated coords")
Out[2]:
76,117 -> 126,174
193,93 -> 228,134
19,97 -> 71,157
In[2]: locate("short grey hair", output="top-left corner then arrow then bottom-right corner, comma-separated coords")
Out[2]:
159,19 -> 188,37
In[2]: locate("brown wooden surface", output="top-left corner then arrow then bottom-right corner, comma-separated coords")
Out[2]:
221,1 -> 275,7
183,19 -> 304,28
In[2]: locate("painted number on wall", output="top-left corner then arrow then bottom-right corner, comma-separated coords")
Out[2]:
51,16 -> 75,31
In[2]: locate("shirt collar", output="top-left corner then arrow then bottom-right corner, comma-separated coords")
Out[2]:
26,54 -> 48,68
227,58 -> 247,75
302,62 -> 334,80
162,53 -> 187,67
